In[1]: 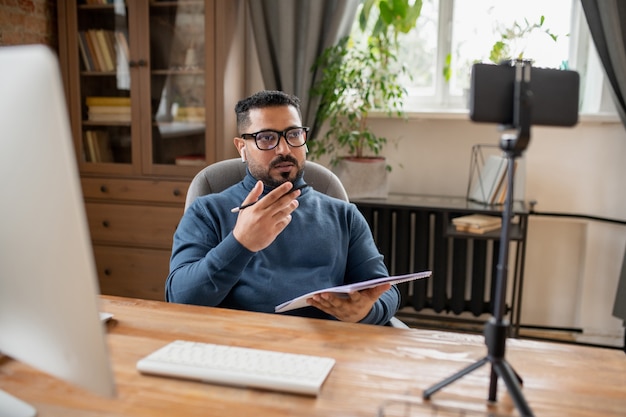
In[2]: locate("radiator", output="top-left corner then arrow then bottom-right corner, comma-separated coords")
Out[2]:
355,201 -> 527,327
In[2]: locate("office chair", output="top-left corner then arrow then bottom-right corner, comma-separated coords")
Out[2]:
185,158 -> 348,209
184,158 -> 409,329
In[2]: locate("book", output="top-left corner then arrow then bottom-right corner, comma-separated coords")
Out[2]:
452,214 -> 502,234
87,30 -> 106,72
106,30 -> 118,67
468,155 -> 508,205
275,271 -> 432,313
84,130 -> 114,162
95,29 -> 114,71
77,31 -> 94,71
454,223 -> 502,234
84,29 -> 102,71
84,131 -> 97,162
86,96 -> 131,106
114,30 -> 130,68
87,105 -> 132,114
175,154 -> 206,166
452,214 -> 501,228
491,160 -> 518,205
87,112 -> 132,122
86,97 -> 131,122
95,131 -> 114,163
174,106 -> 205,123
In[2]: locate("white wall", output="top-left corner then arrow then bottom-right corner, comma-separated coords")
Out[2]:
367,114 -> 626,345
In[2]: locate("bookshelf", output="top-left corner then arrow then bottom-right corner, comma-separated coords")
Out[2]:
57,0 -> 244,300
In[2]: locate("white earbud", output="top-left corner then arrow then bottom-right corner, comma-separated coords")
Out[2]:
240,146 -> 247,162
304,144 -> 309,153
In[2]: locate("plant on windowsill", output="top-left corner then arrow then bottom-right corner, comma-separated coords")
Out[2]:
308,0 -> 422,199
488,15 -> 560,65
445,15 -> 563,108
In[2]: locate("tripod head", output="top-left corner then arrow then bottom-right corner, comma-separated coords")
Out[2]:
498,60 -> 533,158
469,60 -> 579,133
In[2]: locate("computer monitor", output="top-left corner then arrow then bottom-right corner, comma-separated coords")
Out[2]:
0,45 -> 116,416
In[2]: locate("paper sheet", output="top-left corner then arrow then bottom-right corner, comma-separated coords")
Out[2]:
275,271 -> 432,313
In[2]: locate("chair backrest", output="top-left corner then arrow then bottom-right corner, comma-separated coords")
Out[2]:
184,158 -> 349,210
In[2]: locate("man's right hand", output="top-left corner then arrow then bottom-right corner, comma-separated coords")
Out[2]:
232,181 -> 301,252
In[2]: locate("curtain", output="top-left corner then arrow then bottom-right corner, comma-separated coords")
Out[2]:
581,0 -> 626,128
247,0 -> 359,131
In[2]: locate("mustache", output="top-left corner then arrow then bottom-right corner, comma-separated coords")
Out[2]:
270,155 -> 299,168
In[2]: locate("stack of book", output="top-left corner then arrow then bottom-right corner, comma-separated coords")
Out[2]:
86,96 -> 131,123
174,106 -> 205,123
175,154 -> 206,166
452,214 -> 502,234
78,29 -> 129,72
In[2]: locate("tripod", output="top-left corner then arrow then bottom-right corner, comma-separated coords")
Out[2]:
423,60 -> 535,417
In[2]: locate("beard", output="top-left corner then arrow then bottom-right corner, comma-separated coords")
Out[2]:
248,155 -> 304,188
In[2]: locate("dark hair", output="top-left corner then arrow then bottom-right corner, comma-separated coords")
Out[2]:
235,90 -> 302,133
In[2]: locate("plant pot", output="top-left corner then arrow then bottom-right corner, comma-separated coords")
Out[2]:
332,157 -> 388,200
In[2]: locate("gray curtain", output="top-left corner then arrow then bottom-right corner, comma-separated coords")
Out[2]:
247,0 -> 359,130
581,0 -> 626,128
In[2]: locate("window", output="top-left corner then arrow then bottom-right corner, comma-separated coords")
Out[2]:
350,0 -> 615,115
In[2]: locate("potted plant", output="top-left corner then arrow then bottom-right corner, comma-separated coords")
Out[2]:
309,0 -> 421,199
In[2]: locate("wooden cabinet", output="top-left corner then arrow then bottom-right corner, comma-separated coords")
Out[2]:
80,176 -> 186,300
81,177 -> 187,203
85,203 -> 181,247
93,246 -> 170,301
57,1 -> 245,300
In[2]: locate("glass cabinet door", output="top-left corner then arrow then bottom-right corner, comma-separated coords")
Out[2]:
76,1 -> 137,175
145,1 -> 208,175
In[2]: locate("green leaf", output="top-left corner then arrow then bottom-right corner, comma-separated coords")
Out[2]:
443,53 -> 452,82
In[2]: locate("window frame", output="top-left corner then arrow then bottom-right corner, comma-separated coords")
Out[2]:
358,0 -> 617,118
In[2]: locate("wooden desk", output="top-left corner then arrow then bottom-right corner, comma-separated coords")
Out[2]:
1,296 -> 624,416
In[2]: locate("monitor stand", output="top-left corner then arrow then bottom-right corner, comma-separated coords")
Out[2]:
0,389 -> 37,417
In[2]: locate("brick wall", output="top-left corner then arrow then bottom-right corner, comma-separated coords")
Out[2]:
0,1 -> 57,49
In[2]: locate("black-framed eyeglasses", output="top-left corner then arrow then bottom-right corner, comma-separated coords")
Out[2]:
240,127 -> 309,150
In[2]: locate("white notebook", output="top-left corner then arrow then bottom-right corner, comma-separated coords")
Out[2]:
275,271 -> 432,313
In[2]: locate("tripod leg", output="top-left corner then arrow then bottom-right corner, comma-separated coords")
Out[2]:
492,360 -> 534,417
487,351 -> 523,402
488,364 -> 498,402
423,357 -> 489,400
512,367 -> 524,385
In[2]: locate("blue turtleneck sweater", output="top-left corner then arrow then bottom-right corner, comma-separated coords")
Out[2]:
165,171 -> 400,325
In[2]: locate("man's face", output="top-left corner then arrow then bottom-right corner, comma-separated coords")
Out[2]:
236,105 -> 306,187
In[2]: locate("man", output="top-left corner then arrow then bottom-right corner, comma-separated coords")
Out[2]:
166,90 -> 400,325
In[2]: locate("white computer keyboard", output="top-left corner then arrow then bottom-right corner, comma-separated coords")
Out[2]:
136,340 -> 336,396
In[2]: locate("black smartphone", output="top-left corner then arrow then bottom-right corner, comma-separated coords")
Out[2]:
469,63 -> 580,127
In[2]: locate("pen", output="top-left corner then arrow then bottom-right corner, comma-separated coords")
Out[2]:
230,184 -> 309,213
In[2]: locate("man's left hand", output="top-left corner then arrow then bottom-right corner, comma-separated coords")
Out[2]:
306,283 -> 392,323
